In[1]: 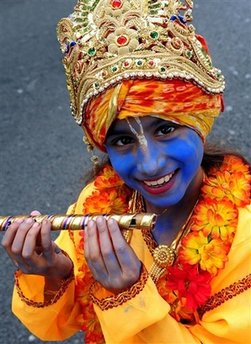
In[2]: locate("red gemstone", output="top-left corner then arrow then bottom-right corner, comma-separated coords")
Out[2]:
149,60 -> 155,66
123,60 -> 131,67
116,35 -> 128,46
111,0 -> 122,9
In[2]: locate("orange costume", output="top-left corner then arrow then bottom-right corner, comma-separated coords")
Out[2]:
12,1 -> 251,343
13,156 -> 251,343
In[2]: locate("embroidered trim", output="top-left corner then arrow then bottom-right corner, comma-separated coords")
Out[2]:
198,274 -> 251,316
89,265 -> 149,311
15,250 -> 74,308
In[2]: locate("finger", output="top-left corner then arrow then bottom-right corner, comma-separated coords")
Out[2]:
40,220 -> 53,259
107,219 -> 137,270
85,220 -> 107,278
30,210 -> 41,216
11,218 -> 35,261
22,222 -> 42,262
1,219 -> 23,250
97,217 -> 121,275
1,219 -> 24,268
8,218 -> 35,269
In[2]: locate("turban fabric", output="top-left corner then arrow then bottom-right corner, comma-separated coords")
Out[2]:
83,79 -> 223,152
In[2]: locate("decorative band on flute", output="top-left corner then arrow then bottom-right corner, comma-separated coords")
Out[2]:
0,213 -> 156,232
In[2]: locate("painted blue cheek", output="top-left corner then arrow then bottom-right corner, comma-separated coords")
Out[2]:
107,148 -> 136,178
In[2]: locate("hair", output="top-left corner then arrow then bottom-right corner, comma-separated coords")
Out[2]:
202,142 -> 250,172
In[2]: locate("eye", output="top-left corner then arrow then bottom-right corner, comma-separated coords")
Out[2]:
155,124 -> 176,136
112,136 -> 134,146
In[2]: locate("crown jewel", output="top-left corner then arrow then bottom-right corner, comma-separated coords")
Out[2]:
57,0 -> 225,124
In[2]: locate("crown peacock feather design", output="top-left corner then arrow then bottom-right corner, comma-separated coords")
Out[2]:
57,0 -> 225,125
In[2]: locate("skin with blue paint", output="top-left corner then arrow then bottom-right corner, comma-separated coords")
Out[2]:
105,116 -> 204,213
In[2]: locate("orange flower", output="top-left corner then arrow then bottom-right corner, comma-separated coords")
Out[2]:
192,198 -> 238,241
179,231 -> 208,265
200,238 -> 229,275
203,156 -> 250,207
83,189 -> 129,214
94,164 -> 125,189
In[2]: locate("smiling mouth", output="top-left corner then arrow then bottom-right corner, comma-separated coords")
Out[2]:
143,171 -> 176,188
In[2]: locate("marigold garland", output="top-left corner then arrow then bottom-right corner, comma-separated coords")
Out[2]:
157,155 -> 250,322
73,156 -> 250,342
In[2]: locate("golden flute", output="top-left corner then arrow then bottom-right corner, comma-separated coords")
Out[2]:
0,213 -> 156,232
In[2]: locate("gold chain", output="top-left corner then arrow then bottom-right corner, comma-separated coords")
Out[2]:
129,190 -> 197,282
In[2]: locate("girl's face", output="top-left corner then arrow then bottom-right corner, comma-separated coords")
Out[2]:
105,116 -> 204,210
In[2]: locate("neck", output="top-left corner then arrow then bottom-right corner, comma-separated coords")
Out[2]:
145,167 -> 204,245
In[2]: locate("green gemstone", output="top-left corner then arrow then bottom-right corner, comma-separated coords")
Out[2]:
136,60 -> 143,66
94,82 -> 100,89
150,31 -> 159,40
160,66 -> 166,73
111,65 -> 118,72
88,47 -> 96,56
185,50 -> 193,59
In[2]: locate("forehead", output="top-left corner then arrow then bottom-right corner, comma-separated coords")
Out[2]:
107,116 -> 175,134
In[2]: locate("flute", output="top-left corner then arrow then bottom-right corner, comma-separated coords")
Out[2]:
0,213 -> 156,232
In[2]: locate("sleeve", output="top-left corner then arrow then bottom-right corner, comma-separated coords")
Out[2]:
11,203 -> 83,341
92,205 -> 251,344
11,182 -> 98,341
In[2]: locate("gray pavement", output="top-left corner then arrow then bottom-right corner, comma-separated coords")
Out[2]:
0,0 -> 250,343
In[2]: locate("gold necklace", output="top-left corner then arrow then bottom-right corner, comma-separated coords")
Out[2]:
129,190 -> 197,282
149,210 -> 195,282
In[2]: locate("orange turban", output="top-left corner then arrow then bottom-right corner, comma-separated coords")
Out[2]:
83,79 -> 223,152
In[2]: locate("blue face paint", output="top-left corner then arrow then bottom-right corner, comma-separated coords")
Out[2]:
105,116 -> 204,211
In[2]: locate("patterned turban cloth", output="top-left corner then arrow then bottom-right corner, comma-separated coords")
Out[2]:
83,79 -> 223,151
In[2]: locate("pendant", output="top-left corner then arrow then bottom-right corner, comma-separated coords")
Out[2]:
153,245 -> 176,267
150,245 -> 176,282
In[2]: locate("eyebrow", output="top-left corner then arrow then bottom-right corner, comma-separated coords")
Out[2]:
108,117 -> 173,137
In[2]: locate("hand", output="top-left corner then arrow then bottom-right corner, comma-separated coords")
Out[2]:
1,210 -> 72,280
84,216 -> 141,293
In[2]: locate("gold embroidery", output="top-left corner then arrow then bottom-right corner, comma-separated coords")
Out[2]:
89,265 -> 148,311
15,250 -> 74,308
198,274 -> 251,316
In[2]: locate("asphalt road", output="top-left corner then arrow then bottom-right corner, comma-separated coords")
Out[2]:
0,1 -> 250,343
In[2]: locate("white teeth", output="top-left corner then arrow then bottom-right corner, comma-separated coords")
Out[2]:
143,172 -> 174,187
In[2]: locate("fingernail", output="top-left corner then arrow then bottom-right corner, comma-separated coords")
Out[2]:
26,218 -> 33,223
89,220 -> 95,227
96,217 -> 104,225
108,218 -> 115,226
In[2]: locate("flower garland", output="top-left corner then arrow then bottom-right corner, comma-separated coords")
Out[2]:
157,155 -> 250,322
74,165 -> 132,344
74,156 -> 250,342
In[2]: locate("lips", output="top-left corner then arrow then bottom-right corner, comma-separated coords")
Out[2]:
140,170 -> 177,195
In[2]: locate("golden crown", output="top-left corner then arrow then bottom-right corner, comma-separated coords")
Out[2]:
57,0 -> 225,125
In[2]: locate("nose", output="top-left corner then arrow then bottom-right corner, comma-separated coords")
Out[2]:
137,143 -> 166,177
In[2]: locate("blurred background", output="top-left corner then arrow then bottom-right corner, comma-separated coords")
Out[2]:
0,0 -> 250,343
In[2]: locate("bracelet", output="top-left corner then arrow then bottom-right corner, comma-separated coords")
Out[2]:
15,250 -> 74,308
